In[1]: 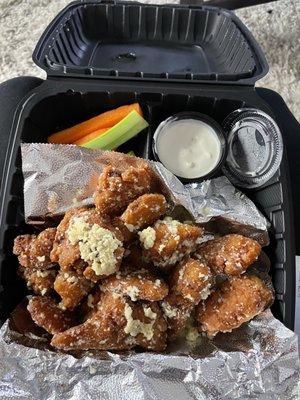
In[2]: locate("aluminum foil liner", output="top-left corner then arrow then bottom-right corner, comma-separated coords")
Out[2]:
21,144 -> 269,244
0,307 -> 299,399
0,143 -> 298,398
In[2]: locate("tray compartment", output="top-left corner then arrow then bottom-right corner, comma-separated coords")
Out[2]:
33,1 -> 268,84
0,86 -> 294,330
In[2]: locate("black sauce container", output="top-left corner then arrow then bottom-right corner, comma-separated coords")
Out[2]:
153,111 -> 228,183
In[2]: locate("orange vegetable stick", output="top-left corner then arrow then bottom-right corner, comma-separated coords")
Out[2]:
48,103 -> 143,144
73,128 -> 109,145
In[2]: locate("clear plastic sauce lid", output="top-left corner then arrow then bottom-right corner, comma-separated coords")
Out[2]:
222,108 -> 283,188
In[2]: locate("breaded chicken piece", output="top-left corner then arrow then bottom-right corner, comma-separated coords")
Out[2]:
94,165 -> 153,216
169,258 -> 212,303
13,228 -> 56,270
160,293 -> 194,341
122,244 -> 151,269
196,274 -> 274,337
120,194 -> 167,231
27,296 -> 77,335
140,217 -> 203,269
51,206 -> 124,279
51,292 -> 167,352
50,207 -> 84,269
54,271 -> 94,310
160,258 -> 211,340
51,292 -> 129,351
101,267 -> 168,302
195,234 -> 261,276
20,267 -> 57,296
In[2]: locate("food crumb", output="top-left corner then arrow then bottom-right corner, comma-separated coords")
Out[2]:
139,227 -> 156,249
186,327 -> 200,342
89,365 -> 97,375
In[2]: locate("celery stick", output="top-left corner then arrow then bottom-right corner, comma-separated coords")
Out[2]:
82,111 -> 148,150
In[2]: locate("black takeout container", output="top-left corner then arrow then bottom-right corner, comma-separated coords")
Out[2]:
0,1 -> 296,331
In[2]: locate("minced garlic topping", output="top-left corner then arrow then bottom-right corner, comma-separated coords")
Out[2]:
142,306 -> 157,320
138,227 -> 156,249
184,293 -> 194,302
36,270 -> 52,278
161,301 -> 178,318
125,286 -> 140,301
87,294 -> 94,308
161,216 -> 181,234
124,223 -> 136,232
67,217 -> 122,276
200,284 -> 211,300
124,303 -> 155,340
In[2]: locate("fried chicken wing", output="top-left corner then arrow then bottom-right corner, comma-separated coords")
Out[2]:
27,296 -> 77,335
196,274 -> 274,337
20,267 -> 57,296
13,228 -> 56,270
101,267 -> 168,301
195,234 -> 261,276
94,165 -> 153,216
120,194 -> 167,231
140,217 -> 203,269
54,271 -> 94,310
169,258 -> 212,303
51,292 -> 167,352
51,207 -> 124,279
160,293 -> 194,341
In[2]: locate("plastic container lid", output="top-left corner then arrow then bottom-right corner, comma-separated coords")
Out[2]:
222,108 -> 283,188
32,1 -> 268,85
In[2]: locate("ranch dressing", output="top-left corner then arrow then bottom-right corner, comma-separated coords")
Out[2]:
155,118 -> 221,179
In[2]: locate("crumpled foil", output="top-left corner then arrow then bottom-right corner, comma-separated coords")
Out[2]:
21,144 -> 268,243
0,143 -> 296,399
0,309 -> 299,399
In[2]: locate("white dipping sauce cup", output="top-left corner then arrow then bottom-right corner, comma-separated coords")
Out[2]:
153,112 -> 227,182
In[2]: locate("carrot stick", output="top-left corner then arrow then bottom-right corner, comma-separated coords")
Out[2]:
73,128 -> 109,145
48,103 -> 143,144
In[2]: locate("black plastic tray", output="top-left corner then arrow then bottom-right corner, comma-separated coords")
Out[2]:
0,79 -> 295,330
33,0 -> 268,84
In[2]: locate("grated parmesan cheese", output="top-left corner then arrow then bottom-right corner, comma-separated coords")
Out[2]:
200,284 -> 211,300
124,303 -> 155,340
161,216 -> 181,234
161,301 -> 178,318
36,270 -> 52,278
138,227 -> 156,249
87,294 -> 94,308
124,223 -> 136,232
67,217 -> 122,276
142,305 -> 157,320
125,286 -> 140,301
66,275 -> 78,284
178,267 -> 185,281
37,256 -> 45,262
184,293 -> 194,302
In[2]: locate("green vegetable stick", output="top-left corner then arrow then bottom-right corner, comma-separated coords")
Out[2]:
81,111 -> 148,150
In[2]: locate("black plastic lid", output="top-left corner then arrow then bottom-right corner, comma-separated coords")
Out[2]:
33,0 -> 268,85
